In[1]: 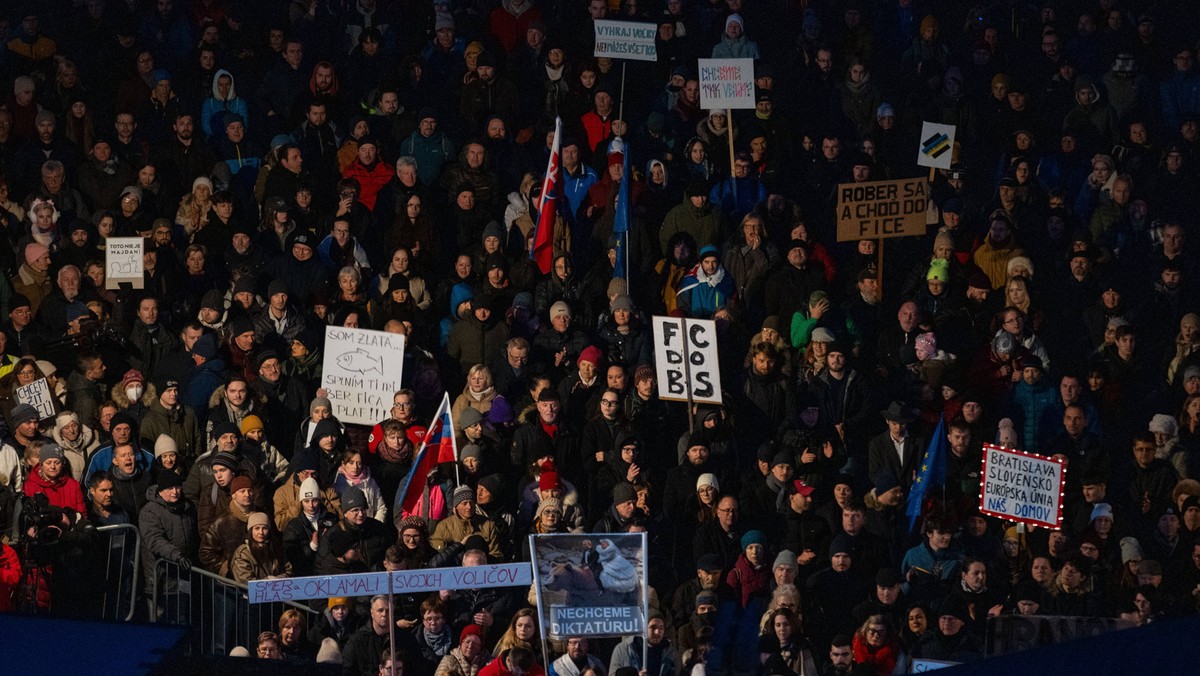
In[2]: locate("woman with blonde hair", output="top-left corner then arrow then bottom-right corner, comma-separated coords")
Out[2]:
492,608 -> 539,658
451,364 -> 498,423
175,176 -> 213,238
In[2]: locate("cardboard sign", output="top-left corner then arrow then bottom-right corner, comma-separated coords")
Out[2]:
593,20 -> 658,61
248,562 -> 532,604
15,378 -> 55,421
530,533 -> 648,640
105,237 -> 144,289
835,178 -> 930,242
979,443 -> 1066,529
697,58 -> 756,110
320,326 -> 406,425
652,316 -> 722,405
986,615 -> 1134,656
917,121 -> 957,170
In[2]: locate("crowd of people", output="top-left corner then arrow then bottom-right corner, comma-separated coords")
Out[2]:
2,0 -> 1200,674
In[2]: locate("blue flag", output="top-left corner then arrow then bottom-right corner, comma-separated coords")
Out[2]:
612,137 -> 630,280
906,416 -> 948,532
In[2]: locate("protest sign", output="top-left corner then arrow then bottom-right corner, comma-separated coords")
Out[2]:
15,378 -> 55,421
321,326 -> 406,425
530,533 -> 648,640
979,443 -> 1066,529
105,237 -> 144,289
248,562 -> 532,604
835,178 -> 930,242
593,20 -> 658,61
917,121 -> 957,170
697,58 -> 755,110
986,615 -> 1134,657
652,316 -> 722,405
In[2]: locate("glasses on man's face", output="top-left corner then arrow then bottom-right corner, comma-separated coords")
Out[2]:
717,507 -> 737,514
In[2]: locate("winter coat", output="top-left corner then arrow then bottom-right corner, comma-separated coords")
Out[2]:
231,538 -> 292,583
199,501 -> 253,577
609,635 -> 682,675
200,70 -> 250,139
23,465 -> 86,513
65,371 -> 105,429
139,400 -> 202,464
139,492 -> 199,589
595,319 -> 653,368
274,476 -> 343,530
446,312 -> 510,375
434,647 -> 488,676
429,513 -> 503,559
726,552 -> 771,608
333,468 -> 389,523
659,197 -> 726,252
50,424 -> 99,483
283,509 -> 337,577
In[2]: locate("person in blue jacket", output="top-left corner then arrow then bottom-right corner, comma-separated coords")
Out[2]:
677,245 -> 736,319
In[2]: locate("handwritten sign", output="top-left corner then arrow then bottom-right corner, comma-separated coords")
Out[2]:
15,378 -> 55,421
835,178 -> 930,242
593,20 -> 658,61
105,237 -> 144,289
979,443 -> 1066,529
697,58 -> 755,110
917,121 -> 957,170
247,562 -> 532,604
321,326 -> 406,425
652,316 -> 722,405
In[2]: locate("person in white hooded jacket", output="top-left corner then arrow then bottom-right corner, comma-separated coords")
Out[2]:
200,69 -> 249,140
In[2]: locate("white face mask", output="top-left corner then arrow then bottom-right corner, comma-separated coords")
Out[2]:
126,385 -> 144,401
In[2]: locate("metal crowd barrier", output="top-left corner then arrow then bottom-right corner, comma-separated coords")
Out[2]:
151,558 -> 320,656
95,523 -> 140,622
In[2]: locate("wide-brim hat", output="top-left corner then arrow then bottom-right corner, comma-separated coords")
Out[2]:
880,401 -> 917,423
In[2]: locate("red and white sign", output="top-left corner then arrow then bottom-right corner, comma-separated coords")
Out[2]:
978,443 -> 1065,529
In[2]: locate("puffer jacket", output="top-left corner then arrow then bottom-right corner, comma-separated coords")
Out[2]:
23,464 -> 86,513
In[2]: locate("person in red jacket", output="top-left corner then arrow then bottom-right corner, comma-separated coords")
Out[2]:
0,542 -> 19,613
479,646 -> 545,676
726,529 -> 772,608
23,442 -> 86,515
488,0 -> 542,54
340,137 -> 393,212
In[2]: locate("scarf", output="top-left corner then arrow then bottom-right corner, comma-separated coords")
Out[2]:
111,464 -> 138,481
546,63 -> 564,82
377,438 -> 412,465
469,387 -> 494,403
343,463 -> 368,485
420,626 -> 453,659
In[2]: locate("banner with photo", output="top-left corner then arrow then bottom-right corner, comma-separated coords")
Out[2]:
529,533 -> 648,640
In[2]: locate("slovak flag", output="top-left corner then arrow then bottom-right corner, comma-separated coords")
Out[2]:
531,116 -> 562,274
395,392 -> 458,517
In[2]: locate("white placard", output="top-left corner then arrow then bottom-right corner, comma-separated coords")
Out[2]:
15,378 -> 55,421
248,562 -> 532,603
652,316 -> 722,405
697,58 -> 756,110
320,326 -> 406,425
105,237 -> 144,289
979,443 -> 1066,529
916,121 -> 957,170
593,19 -> 658,61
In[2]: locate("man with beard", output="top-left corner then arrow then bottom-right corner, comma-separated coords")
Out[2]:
152,113 -> 218,209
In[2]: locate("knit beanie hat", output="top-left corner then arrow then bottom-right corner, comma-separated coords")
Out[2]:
154,435 -> 178,458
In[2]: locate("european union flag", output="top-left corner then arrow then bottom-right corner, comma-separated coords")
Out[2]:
613,138 -> 631,280
907,416 -> 948,532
